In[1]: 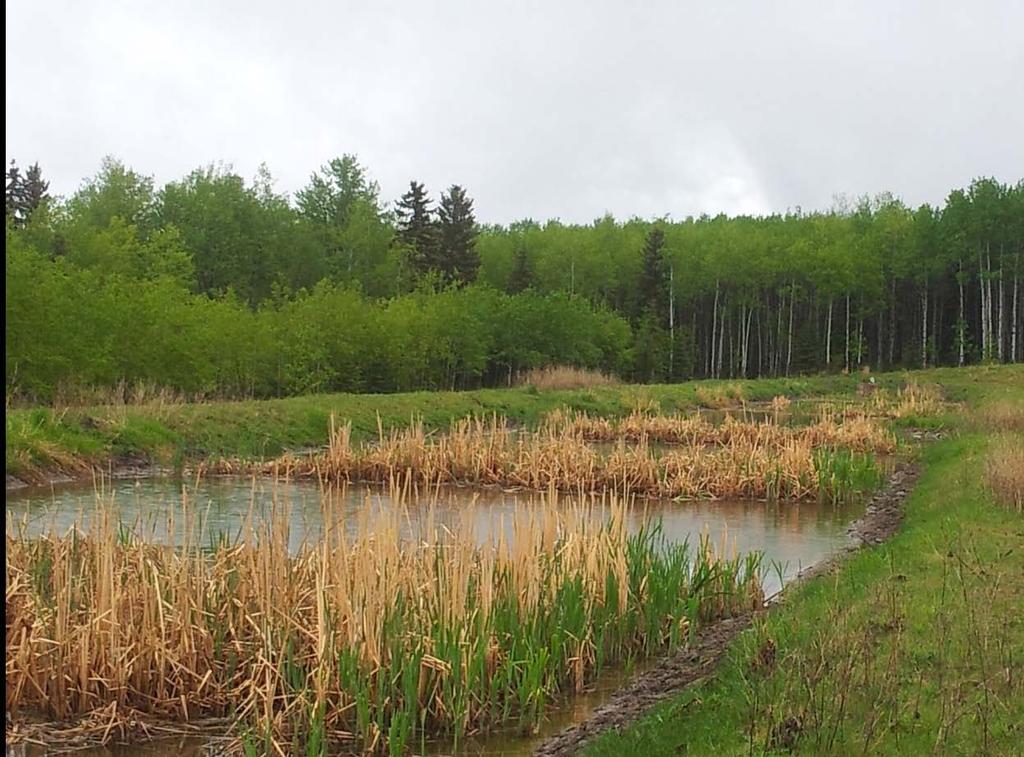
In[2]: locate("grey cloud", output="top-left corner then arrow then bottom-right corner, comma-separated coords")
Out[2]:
6,0 -> 1023,224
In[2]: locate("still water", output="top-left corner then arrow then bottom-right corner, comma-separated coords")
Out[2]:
6,473 -> 864,756
6,474 -> 862,597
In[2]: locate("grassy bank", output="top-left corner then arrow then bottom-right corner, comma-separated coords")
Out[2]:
585,368 -> 1024,755
10,366 -> 1012,482
6,373 -> 868,481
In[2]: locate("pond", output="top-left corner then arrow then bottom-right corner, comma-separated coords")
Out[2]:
7,473 -> 863,598
5,472 -> 867,756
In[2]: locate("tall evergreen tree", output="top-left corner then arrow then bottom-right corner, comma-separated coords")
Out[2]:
21,163 -> 50,218
437,184 -> 479,285
636,226 -> 668,322
4,160 -> 48,227
507,242 -> 535,293
5,160 -> 23,224
395,180 -> 438,277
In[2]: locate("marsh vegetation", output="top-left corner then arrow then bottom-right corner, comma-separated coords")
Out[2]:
4,393 -> 921,754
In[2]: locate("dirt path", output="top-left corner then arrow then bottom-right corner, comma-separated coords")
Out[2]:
533,465 -> 920,757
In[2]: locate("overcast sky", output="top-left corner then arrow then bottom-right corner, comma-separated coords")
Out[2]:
6,1 -> 1024,224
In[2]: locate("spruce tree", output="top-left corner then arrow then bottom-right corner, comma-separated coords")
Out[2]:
636,226 -> 668,322
21,163 -> 50,218
437,184 -> 479,285
395,180 -> 438,277
6,160 -> 24,225
507,242 -> 535,293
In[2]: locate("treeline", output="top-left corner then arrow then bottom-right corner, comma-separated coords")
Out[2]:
6,243 -> 628,399
4,156 -> 1023,401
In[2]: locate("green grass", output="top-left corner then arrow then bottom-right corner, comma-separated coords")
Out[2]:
6,366 -> 1021,483
5,371 -> 878,480
585,367 -> 1024,755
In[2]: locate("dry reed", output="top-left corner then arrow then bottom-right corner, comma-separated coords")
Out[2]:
5,484 -> 762,753
552,407 -> 894,453
251,410 -> 889,503
866,381 -> 946,419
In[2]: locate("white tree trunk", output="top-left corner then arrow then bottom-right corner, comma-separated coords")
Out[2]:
669,263 -> 675,378
740,305 -> 753,377
756,306 -> 763,377
845,295 -> 851,372
710,281 -> 719,378
958,260 -> 966,366
1012,272 -> 1019,362
857,318 -> 864,367
786,281 -> 795,376
825,298 -> 833,367
775,291 -> 783,376
980,252 -> 988,359
717,303 -> 726,378
998,249 -> 1004,362
888,279 -> 896,366
741,299 -> 749,376
921,288 -> 928,369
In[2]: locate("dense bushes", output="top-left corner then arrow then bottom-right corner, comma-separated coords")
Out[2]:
5,243 -> 630,401
5,156 -> 1022,400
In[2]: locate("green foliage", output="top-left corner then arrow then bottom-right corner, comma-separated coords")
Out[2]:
5,159 -> 50,227
5,154 -> 1023,401
5,235 -> 630,401
506,241 -> 535,293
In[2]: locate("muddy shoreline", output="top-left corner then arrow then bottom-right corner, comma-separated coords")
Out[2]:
532,464 -> 919,757
5,452 -> 166,492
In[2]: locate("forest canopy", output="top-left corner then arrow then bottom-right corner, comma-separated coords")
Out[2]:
5,156 -> 1023,402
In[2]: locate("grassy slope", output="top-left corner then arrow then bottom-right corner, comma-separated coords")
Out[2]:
6,373 -> 876,479
586,366 -> 1024,755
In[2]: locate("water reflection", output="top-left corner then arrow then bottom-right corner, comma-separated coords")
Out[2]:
6,474 -> 862,598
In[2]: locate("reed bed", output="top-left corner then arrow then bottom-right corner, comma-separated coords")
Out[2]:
4,487 -> 762,753
550,407 -> 895,453
865,381 -> 946,419
255,411 -> 886,503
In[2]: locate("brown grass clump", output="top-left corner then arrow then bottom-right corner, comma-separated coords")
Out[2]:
975,400 -> 1024,433
660,437 -> 820,501
44,380 -> 199,409
985,434 -> 1024,512
694,383 -> 746,409
545,408 -> 617,441
803,409 -> 897,453
516,365 -> 617,391
865,381 -> 946,419
618,411 -> 713,445
553,407 -> 895,454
